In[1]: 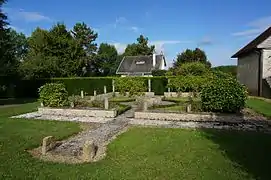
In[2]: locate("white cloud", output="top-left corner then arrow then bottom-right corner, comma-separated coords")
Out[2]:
232,16 -> 271,37
198,36 -> 213,46
113,43 -> 127,54
8,25 -> 24,33
129,26 -> 139,33
3,8 -> 52,22
151,40 -> 192,53
114,17 -> 127,28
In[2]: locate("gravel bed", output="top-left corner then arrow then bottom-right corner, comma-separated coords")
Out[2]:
11,112 -> 114,123
129,119 -> 271,132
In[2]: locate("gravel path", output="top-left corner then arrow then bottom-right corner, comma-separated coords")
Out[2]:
52,104 -> 135,157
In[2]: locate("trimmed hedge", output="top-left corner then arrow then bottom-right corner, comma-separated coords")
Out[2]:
51,77 -> 113,96
1,76 -> 216,98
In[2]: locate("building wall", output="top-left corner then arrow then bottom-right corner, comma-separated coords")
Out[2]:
237,52 -> 259,95
258,36 -> 271,48
262,49 -> 271,78
261,49 -> 271,98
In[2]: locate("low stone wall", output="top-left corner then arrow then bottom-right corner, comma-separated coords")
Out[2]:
164,92 -> 192,98
134,111 -> 268,123
38,107 -> 117,118
90,92 -> 114,101
114,92 -> 155,97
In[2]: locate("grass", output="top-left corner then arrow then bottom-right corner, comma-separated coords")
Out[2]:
246,97 -> 271,118
0,98 -> 36,105
1,102 -> 271,179
110,97 -> 136,102
116,104 -> 131,115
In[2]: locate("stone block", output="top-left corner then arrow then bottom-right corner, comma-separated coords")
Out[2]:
143,101 -> 148,112
82,140 -> 96,162
104,97 -> 109,110
104,86 -> 107,94
186,104 -> 192,113
145,92 -> 155,97
42,136 -> 56,155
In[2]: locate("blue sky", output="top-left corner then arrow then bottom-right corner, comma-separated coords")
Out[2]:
3,0 -> 271,67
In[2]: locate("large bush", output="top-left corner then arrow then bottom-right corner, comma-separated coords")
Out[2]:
200,78 -> 247,113
174,62 -> 211,76
39,83 -> 68,107
115,77 -> 147,96
168,76 -> 209,92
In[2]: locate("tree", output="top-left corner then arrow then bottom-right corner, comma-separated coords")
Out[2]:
72,22 -> 98,55
95,43 -> 118,76
124,35 -> 155,56
173,48 -> 211,67
20,23 -> 86,79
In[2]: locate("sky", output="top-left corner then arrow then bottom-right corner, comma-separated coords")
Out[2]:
3,0 -> 271,67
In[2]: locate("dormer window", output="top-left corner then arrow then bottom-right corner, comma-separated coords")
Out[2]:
136,61 -> 145,65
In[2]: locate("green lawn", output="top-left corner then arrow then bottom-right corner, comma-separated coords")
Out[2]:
110,97 -> 136,102
1,102 -> 271,179
246,98 -> 271,118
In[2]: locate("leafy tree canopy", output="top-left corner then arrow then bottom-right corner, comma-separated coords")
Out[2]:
174,48 -> 211,68
124,35 -> 155,56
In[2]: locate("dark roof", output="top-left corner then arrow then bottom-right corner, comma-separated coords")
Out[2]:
116,55 -> 165,74
232,26 -> 271,58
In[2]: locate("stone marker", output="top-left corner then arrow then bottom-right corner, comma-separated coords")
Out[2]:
81,90 -> 84,99
82,140 -> 96,162
70,102 -> 75,108
104,97 -> 109,110
186,104 -> 192,113
93,90 -> 97,96
112,79 -> 115,93
42,136 -> 55,155
40,102 -> 44,107
168,79 -> 170,92
104,86 -> 107,94
148,79 -> 151,92
143,101 -> 148,112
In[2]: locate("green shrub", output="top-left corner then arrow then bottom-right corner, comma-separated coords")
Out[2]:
200,77 -> 247,113
152,70 -> 167,76
68,95 -> 90,107
174,62 -> 211,76
115,77 -> 147,96
168,76 -> 209,92
39,83 -> 69,107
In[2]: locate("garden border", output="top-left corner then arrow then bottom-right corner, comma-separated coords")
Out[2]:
38,107 -> 117,118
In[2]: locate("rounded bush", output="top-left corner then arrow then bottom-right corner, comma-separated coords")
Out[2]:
200,78 -> 247,113
115,77 -> 147,96
39,83 -> 68,107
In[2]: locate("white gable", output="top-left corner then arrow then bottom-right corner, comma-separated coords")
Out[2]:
258,35 -> 271,48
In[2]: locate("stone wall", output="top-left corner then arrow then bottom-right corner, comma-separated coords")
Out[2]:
164,92 -> 193,98
38,107 -> 117,118
134,111 -> 266,122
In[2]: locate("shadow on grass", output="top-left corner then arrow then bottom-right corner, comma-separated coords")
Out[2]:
0,98 -> 37,106
201,128 -> 271,180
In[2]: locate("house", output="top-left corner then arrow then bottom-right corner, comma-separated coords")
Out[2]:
232,26 -> 271,98
116,53 -> 166,76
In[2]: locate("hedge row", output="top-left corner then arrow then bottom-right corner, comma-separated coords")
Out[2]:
1,76 -> 206,98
